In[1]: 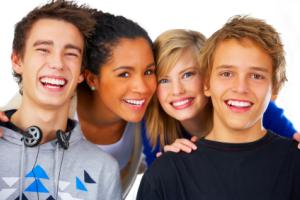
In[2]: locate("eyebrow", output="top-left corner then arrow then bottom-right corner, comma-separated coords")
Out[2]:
33,40 -> 82,54
33,40 -> 53,47
179,66 -> 198,74
216,65 -> 270,73
113,62 -> 156,72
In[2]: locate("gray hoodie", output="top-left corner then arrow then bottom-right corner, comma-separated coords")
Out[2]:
0,115 -> 121,200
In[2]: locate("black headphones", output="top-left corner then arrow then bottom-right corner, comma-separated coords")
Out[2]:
23,126 -> 70,149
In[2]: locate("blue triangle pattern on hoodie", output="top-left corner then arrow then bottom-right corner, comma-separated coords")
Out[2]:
25,165 -> 49,179
25,179 -> 49,193
76,177 -> 88,191
84,170 -> 96,183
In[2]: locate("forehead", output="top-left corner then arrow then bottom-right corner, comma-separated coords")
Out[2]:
212,38 -> 272,71
107,37 -> 153,66
25,18 -> 84,50
158,48 -> 198,77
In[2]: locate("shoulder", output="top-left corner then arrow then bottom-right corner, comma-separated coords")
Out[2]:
78,139 -> 118,166
144,151 -> 182,179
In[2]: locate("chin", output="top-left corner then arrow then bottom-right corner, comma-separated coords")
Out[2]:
125,116 -> 143,123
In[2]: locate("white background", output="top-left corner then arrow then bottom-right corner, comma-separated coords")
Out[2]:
0,0 -> 299,129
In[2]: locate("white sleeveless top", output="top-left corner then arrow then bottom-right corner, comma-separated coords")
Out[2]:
74,112 -> 134,169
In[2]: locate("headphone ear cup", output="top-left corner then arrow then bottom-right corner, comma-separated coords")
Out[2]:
24,126 -> 42,147
56,129 -> 69,150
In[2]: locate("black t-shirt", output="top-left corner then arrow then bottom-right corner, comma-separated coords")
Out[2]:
137,131 -> 300,200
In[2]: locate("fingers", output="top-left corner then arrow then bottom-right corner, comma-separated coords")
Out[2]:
164,138 -> 197,154
0,112 -> 8,138
293,132 -> 300,142
156,152 -> 162,158
0,111 -> 9,122
293,132 -> 300,149
190,136 -> 198,143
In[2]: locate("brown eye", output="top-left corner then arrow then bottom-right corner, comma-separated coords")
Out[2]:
118,72 -> 129,78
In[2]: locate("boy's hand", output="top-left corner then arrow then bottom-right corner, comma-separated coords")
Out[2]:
157,136 -> 198,157
293,132 -> 300,149
0,111 -> 9,137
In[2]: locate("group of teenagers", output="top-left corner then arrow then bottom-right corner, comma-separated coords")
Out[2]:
0,0 -> 299,199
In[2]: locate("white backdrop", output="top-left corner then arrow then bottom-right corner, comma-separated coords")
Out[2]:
0,0 -> 299,129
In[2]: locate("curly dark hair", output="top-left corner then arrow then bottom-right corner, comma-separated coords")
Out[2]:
85,11 -> 152,75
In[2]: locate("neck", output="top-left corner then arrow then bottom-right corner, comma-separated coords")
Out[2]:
11,96 -> 70,144
180,103 -> 212,137
77,85 -> 126,144
205,112 -> 266,143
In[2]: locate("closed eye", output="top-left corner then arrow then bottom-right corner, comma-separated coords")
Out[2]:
65,52 -> 79,58
36,48 -> 49,54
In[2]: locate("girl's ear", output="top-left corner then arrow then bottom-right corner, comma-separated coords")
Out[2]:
84,70 -> 99,90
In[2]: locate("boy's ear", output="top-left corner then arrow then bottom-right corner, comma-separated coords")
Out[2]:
11,52 -> 23,74
84,70 -> 98,89
77,71 -> 84,84
271,94 -> 277,101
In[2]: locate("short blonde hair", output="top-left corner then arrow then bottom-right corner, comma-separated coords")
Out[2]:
199,15 -> 287,94
146,29 -> 207,147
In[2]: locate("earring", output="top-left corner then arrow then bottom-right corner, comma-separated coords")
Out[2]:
90,86 -> 96,91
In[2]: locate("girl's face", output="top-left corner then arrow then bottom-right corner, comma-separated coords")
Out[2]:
157,49 -> 208,122
91,38 -> 156,122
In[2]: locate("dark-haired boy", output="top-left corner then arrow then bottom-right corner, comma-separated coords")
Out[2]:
0,1 -> 121,199
137,16 -> 300,200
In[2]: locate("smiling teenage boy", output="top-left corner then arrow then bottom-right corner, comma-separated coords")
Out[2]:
137,16 -> 300,200
0,1 -> 121,199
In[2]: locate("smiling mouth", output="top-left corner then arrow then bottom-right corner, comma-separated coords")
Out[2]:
123,99 -> 145,107
225,99 -> 253,111
171,97 -> 194,109
40,76 -> 67,89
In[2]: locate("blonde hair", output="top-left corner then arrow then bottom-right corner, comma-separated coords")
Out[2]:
146,29 -> 206,147
199,15 -> 287,94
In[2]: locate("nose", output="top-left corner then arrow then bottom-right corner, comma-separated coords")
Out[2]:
132,75 -> 152,94
171,79 -> 185,96
48,51 -> 64,70
232,75 -> 249,94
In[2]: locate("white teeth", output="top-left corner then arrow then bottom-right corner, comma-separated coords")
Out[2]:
172,99 -> 190,107
40,77 -> 66,86
125,99 -> 145,106
227,100 -> 251,107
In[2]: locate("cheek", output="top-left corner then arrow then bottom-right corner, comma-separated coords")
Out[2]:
156,85 -> 167,104
147,78 -> 157,95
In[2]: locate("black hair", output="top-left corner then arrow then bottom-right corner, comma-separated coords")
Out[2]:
86,11 -> 153,75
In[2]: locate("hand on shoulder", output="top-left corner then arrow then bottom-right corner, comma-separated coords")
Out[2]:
293,132 -> 300,149
156,136 -> 198,157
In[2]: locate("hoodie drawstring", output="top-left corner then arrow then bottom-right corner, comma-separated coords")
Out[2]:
19,142 -> 26,200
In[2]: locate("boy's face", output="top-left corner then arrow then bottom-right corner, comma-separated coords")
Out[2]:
12,19 -> 84,108
204,38 -> 273,132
